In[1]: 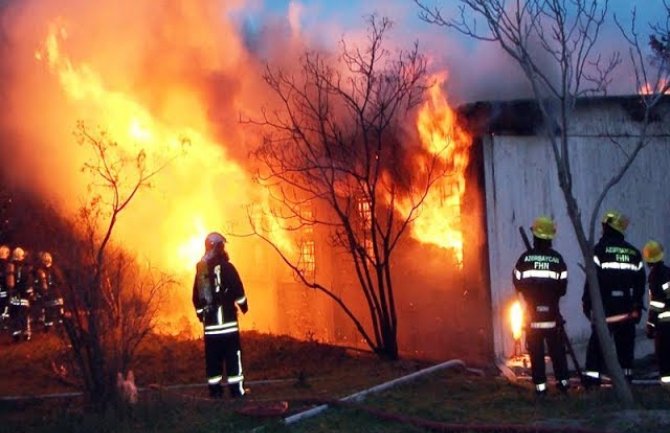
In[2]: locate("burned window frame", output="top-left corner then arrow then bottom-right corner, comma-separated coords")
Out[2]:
297,205 -> 316,280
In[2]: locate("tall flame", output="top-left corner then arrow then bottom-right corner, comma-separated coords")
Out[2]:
33,20 -> 294,333
411,74 -> 472,266
509,299 -> 524,341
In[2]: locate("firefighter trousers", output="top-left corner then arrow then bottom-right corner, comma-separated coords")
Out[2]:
526,326 -> 569,386
204,331 -> 245,397
0,291 -> 8,325
584,321 -> 635,382
655,321 -> 670,381
43,297 -> 64,329
9,301 -> 31,340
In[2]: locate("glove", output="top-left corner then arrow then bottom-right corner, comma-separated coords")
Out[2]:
646,324 -> 656,339
239,302 -> 248,314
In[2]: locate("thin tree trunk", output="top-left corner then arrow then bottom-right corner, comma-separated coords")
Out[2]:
562,189 -> 634,406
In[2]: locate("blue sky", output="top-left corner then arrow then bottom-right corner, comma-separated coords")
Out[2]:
236,0 -> 666,36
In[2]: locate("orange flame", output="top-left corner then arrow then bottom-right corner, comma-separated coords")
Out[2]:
410,74 -> 472,267
34,21 -> 295,333
638,78 -> 670,95
509,299 -> 524,341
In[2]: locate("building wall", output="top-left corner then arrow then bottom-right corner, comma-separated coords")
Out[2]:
483,98 -> 670,361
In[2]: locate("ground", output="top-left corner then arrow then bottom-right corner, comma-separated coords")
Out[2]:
1,329 -> 670,433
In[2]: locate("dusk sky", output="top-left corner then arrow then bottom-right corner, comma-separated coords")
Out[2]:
231,0 -> 669,101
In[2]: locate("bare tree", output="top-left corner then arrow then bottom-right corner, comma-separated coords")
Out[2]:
58,122 -> 176,410
249,15 -> 451,360
415,0 -> 670,406
649,1 -> 670,69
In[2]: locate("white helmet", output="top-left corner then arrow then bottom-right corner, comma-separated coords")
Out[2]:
12,247 -> 25,262
205,232 -> 227,252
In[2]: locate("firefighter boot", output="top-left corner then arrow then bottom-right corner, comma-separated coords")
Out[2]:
230,385 -> 246,399
582,374 -> 601,390
208,384 -> 223,399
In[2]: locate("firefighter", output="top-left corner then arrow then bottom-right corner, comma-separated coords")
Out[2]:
642,240 -> 670,384
513,216 -> 570,395
7,247 -> 34,342
35,252 -> 64,332
0,245 -> 10,328
31,251 -> 46,328
192,232 -> 249,399
582,210 -> 645,387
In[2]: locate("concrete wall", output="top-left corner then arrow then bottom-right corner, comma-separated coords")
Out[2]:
483,98 -> 670,361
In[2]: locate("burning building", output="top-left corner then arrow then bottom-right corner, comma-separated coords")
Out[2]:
0,1 -> 491,363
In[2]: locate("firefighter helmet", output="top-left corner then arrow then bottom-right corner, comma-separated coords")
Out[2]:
41,251 -> 53,268
531,216 -> 556,240
601,210 -> 629,234
204,232 -> 227,252
11,247 -> 25,261
643,240 -> 664,263
0,245 -> 9,260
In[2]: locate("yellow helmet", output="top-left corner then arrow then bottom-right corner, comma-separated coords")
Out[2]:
643,240 -> 664,263
601,210 -> 629,234
11,247 -> 25,262
0,245 -> 9,260
531,216 -> 556,240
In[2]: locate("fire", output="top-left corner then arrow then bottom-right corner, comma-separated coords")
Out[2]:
33,20 -> 295,333
175,217 -> 209,272
410,74 -> 472,266
638,78 -> 670,95
509,299 -> 524,341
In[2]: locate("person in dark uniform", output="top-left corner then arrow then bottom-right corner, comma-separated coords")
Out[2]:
7,247 -> 34,342
642,240 -> 670,384
582,210 -> 645,386
513,216 -> 569,395
193,232 -> 249,399
35,252 -> 64,332
0,245 -> 10,328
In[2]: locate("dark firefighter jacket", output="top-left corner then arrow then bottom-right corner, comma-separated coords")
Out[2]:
0,258 -> 8,299
192,252 -> 248,337
36,265 -> 64,308
513,246 -> 568,328
647,261 -> 670,329
582,229 -> 645,323
7,260 -> 33,301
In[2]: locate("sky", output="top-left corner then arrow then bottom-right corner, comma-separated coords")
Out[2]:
228,0 -> 669,102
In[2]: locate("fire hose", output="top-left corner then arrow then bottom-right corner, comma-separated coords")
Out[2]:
239,358 -> 606,433
278,397 -> 607,433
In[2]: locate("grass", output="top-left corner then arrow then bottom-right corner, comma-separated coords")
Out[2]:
2,330 -> 670,433
267,370 -> 670,433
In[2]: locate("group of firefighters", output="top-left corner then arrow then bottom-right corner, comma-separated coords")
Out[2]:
191,215 -> 670,401
513,210 -> 670,396
0,245 -> 64,342
5,221 -> 664,399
